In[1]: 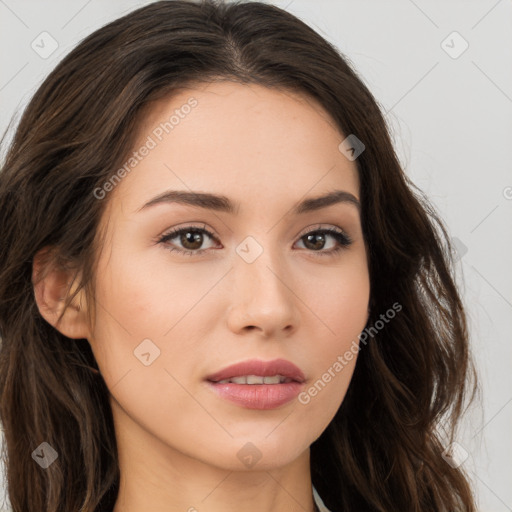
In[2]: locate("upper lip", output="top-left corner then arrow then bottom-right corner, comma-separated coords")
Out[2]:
206,358 -> 306,383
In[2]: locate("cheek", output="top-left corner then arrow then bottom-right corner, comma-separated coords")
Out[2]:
297,260 -> 369,422
93,245 -> 223,336
88,246 -> 228,383
311,254 -> 370,347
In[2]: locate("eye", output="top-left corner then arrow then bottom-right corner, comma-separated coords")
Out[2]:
294,226 -> 352,257
157,224 -> 220,256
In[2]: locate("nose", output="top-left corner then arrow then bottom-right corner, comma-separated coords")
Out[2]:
225,245 -> 299,338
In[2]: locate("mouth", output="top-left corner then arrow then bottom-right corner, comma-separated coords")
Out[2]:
205,357 -> 306,384
212,374 -> 296,385
205,358 -> 306,410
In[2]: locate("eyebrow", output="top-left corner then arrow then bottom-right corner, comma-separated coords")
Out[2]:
137,189 -> 360,215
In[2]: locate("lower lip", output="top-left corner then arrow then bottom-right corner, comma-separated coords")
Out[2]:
206,381 -> 304,409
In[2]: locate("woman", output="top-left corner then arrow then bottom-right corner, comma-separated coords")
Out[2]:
0,1 -> 478,511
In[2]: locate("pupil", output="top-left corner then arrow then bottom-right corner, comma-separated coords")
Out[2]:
305,233 -> 325,250
181,231 -> 203,250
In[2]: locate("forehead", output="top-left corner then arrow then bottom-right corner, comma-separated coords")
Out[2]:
110,81 -> 360,214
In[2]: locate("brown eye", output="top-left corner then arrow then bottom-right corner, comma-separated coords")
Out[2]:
295,228 -> 352,256
302,232 -> 327,250
158,225 -> 219,256
178,230 -> 205,250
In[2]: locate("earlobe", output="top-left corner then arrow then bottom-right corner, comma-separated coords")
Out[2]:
32,247 -> 90,340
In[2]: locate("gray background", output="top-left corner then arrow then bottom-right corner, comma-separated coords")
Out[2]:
1,0 -> 511,510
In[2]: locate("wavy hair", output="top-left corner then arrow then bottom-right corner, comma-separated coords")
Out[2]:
0,1 -> 477,510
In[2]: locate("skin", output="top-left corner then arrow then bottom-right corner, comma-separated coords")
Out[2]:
34,82 -> 370,512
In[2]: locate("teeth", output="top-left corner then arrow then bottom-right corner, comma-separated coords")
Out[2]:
216,374 -> 291,385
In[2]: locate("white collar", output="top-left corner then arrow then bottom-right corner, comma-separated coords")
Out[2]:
312,485 -> 332,512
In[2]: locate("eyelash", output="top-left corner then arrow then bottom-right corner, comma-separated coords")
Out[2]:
157,224 -> 353,258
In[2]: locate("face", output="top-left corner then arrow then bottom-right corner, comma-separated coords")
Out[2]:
88,81 -> 370,473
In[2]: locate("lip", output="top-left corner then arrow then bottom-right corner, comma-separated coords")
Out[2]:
205,358 -> 306,410
205,358 -> 306,383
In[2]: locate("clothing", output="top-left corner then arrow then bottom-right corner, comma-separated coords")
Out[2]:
312,485 -> 332,512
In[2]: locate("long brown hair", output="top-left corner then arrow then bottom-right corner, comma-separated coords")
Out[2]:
0,1 -> 478,510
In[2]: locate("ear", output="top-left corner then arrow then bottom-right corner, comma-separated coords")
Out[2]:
32,247 -> 91,340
